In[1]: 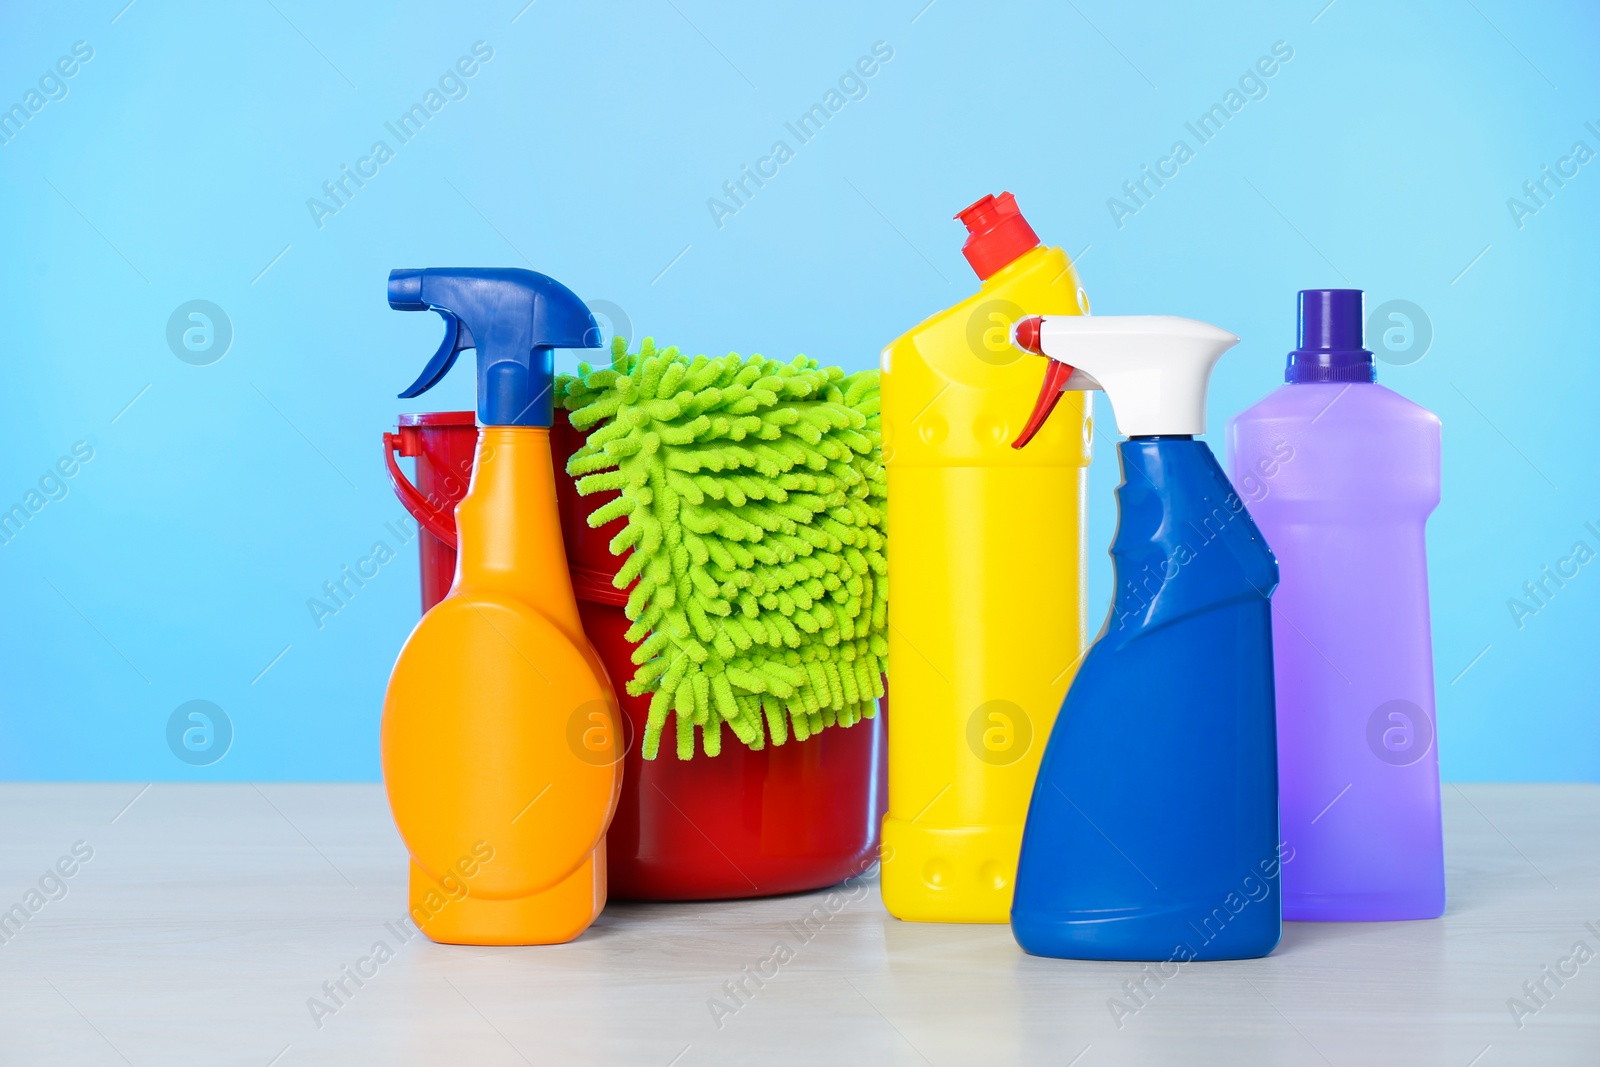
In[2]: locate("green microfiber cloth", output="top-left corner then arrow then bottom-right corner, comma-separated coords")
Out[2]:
557,337 -> 887,760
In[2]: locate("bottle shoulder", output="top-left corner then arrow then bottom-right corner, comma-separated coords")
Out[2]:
1228,384 -> 1440,467
1227,383 -> 1441,513
1230,382 -> 1439,430
880,244 -> 1092,465
885,246 -> 1079,364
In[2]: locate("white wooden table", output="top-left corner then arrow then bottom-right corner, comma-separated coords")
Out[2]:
1,783 -> 1595,1065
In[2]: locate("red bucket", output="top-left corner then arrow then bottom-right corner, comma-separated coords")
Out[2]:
385,411 -> 887,900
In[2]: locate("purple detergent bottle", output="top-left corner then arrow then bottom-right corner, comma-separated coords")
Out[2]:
1227,289 -> 1445,922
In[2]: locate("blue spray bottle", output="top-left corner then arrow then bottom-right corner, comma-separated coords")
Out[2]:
1007,315 -> 1283,962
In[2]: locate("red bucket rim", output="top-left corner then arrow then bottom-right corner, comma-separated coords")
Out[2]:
398,410 -> 476,428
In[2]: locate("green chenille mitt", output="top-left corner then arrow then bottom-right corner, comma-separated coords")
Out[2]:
557,337 -> 887,760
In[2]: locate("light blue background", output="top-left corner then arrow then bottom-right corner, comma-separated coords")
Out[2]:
2,0 -> 1595,781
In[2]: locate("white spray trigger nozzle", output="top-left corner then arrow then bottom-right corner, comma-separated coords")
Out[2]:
1012,315 -> 1238,442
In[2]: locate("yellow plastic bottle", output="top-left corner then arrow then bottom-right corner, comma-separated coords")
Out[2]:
880,194 -> 1091,923
380,268 -> 622,945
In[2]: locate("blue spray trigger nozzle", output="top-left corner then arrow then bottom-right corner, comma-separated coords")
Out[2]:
387,267 -> 601,427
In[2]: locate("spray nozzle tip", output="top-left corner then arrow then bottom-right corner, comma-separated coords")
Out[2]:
1013,316 -> 1044,355
387,269 -> 425,310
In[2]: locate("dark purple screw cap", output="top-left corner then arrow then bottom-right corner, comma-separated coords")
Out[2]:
1286,289 -> 1376,383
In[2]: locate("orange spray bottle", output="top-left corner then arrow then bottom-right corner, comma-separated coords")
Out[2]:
381,268 -> 621,945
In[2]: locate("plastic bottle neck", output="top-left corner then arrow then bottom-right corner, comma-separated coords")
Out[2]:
1285,359 -> 1376,384
956,192 -> 1041,281
977,244 -> 1049,289
453,427 -> 584,638
1285,289 -> 1374,383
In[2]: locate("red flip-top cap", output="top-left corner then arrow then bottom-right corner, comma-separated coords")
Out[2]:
955,192 -> 1041,281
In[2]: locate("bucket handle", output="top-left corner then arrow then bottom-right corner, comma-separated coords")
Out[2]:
384,431 -> 459,549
